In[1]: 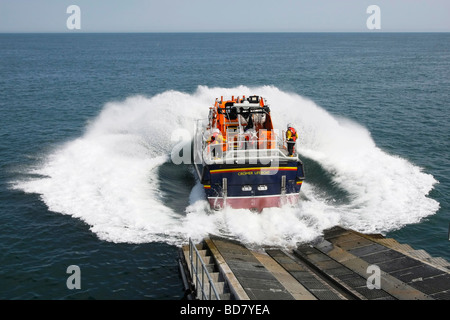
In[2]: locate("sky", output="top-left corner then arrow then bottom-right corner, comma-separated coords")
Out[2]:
0,0 -> 449,33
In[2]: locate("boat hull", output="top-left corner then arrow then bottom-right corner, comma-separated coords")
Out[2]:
195,160 -> 305,212
208,193 -> 300,211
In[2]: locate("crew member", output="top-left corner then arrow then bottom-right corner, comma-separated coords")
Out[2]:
286,123 -> 298,156
207,129 -> 226,158
244,128 -> 257,150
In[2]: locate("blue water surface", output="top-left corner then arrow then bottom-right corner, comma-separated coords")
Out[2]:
0,33 -> 449,299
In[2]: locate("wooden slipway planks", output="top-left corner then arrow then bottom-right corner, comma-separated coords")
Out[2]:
180,226 -> 450,300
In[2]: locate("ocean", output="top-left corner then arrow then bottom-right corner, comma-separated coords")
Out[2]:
0,33 -> 448,299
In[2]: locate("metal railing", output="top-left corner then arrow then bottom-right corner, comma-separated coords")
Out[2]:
188,238 -> 221,300
193,119 -> 299,164
202,144 -> 298,164
203,129 -> 296,160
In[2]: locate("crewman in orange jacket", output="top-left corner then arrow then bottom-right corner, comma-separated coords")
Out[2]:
207,129 -> 226,158
286,123 -> 298,156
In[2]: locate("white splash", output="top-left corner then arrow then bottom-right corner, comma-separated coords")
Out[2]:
14,86 -> 439,248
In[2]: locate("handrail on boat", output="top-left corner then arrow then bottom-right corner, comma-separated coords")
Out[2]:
194,118 -> 300,164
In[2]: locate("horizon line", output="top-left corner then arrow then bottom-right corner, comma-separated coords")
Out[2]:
1,31 -> 449,34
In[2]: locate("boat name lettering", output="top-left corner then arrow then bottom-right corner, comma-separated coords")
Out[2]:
238,171 -> 253,176
237,170 -> 270,176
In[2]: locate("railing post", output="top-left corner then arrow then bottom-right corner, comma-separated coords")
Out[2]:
202,263 -> 205,300
189,238 -> 193,280
195,253 -> 199,297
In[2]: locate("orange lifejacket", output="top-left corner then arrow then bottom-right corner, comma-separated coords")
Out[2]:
207,131 -> 226,153
287,127 -> 297,142
212,132 -> 225,144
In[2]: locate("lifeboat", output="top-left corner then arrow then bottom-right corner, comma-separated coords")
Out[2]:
192,95 -> 305,212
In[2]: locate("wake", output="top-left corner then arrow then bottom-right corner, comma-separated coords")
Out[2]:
13,86 -> 440,248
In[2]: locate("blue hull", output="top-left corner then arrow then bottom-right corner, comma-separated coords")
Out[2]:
194,160 -> 305,211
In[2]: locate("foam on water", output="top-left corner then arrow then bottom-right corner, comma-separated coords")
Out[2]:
14,86 -> 440,248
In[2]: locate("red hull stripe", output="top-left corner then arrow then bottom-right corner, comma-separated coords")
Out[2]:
208,194 -> 299,211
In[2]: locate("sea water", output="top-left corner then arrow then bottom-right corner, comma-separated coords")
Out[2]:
1,33 -> 448,299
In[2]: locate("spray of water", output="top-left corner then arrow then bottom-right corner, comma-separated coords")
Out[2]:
14,86 -> 439,248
